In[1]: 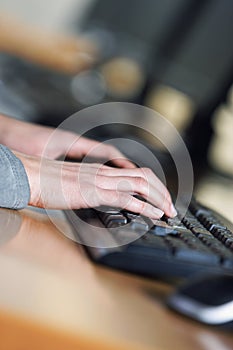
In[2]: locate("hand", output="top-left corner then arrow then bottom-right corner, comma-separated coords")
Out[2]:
15,152 -> 177,219
0,115 -> 135,169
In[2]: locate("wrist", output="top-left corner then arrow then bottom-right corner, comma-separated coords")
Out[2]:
0,114 -> 13,145
12,151 -> 42,207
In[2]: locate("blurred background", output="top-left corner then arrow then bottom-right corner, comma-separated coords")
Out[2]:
0,0 -> 232,219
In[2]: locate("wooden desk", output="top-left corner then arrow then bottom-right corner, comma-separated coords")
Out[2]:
0,208 -> 232,350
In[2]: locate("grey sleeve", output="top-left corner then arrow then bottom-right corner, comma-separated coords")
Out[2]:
0,144 -> 30,209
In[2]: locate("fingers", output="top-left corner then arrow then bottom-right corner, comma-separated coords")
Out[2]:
101,144 -> 136,169
67,137 -> 136,169
98,166 -> 174,210
63,160 -> 176,217
95,175 -> 175,218
77,165 -> 176,218
18,147 -> 176,220
94,189 -> 165,219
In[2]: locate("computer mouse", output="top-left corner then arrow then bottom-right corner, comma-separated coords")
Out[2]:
167,274 -> 233,327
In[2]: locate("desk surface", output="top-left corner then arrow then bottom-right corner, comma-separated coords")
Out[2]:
0,207 -> 232,350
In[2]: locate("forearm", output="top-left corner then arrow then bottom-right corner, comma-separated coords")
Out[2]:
0,114 -> 27,148
0,114 -> 54,156
0,114 -> 15,145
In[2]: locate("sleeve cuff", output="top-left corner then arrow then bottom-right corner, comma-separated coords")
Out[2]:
0,145 -> 30,209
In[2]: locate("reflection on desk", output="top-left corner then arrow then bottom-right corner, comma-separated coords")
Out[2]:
0,208 -> 232,350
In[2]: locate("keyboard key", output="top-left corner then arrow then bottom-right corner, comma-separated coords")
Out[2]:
189,200 -> 210,216
106,215 -> 128,228
222,257 -> 233,268
70,198 -> 233,280
112,227 -> 143,244
104,214 -> 127,228
191,227 -> 212,236
198,234 -> 217,246
128,216 -> 149,233
225,238 -> 233,250
182,217 -> 203,230
148,220 -> 179,236
165,216 -> 183,227
128,235 -> 171,256
97,209 -> 127,225
174,248 -> 219,264
164,235 -> 219,263
211,227 -> 232,241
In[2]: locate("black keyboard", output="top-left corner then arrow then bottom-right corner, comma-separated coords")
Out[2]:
65,198 -> 233,281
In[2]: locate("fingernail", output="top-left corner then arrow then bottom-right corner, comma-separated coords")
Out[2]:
170,203 -> 177,217
152,207 -> 164,218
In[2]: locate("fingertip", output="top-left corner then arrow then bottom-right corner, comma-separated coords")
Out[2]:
169,203 -> 177,217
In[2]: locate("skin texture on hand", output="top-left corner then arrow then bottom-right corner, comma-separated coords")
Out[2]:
0,114 -> 177,218
14,152 -> 177,219
0,115 -> 135,168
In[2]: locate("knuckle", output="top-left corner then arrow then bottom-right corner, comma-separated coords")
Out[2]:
137,199 -> 147,213
131,197 -> 146,213
134,176 -> 148,192
141,167 -> 153,178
